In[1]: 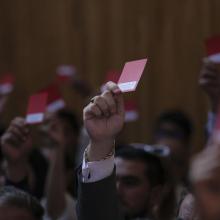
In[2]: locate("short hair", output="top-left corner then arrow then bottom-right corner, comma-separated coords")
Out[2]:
115,145 -> 166,187
0,186 -> 44,220
154,110 -> 193,141
55,108 -> 81,136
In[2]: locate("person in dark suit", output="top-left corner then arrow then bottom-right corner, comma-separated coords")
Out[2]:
77,81 -> 175,220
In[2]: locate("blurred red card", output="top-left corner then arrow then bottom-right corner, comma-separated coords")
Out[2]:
206,36 -> 220,63
40,84 -> 65,112
0,73 -> 15,95
118,58 -> 148,92
125,100 -> 139,122
26,93 -> 48,124
56,65 -> 76,83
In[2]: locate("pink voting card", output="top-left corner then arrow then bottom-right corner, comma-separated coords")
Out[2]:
206,36 -> 220,63
118,58 -> 148,92
26,92 -> 48,124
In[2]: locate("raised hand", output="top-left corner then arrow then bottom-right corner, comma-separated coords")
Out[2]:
1,117 -> 31,162
83,81 -> 125,161
199,59 -> 220,112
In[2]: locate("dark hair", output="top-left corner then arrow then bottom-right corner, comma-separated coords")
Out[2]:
116,145 -> 165,187
154,110 -> 193,141
0,186 -> 44,220
56,108 -> 81,136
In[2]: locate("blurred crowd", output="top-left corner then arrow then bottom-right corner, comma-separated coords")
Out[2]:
0,56 -> 219,220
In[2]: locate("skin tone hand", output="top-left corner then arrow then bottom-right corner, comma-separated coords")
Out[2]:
199,58 -> 220,112
1,117 -> 31,162
83,81 -> 125,161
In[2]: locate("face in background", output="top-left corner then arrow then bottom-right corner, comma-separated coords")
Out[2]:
155,122 -> 190,181
194,167 -> 220,220
115,157 -> 157,218
0,206 -> 37,220
38,111 -> 79,161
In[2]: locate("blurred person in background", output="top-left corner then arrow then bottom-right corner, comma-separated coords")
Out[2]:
153,110 -> 194,184
39,108 -> 79,220
176,56 -> 220,220
189,136 -> 220,220
0,186 -> 44,220
0,109 -> 79,220
199,58 -> 220,137
0,117 -> 48,199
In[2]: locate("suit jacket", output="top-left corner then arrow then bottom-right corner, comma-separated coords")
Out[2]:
77,169 -> 122,220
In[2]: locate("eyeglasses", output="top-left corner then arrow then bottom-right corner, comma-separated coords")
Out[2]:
130,143 -> 170,157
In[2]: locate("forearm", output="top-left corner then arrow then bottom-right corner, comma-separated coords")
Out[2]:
45,148 -> 66,219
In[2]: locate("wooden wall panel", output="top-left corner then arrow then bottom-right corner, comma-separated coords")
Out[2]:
0,0 -> 220,150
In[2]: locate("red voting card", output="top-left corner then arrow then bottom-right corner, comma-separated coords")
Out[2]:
40,84 -> 65,113
124,100 -> 139,122
104,70 -> 121,83
118,58 -> 148,92
0,73 -> 15,95
56,65 -> 76,83
206,36 -> 220,63
26,93 -> 48,124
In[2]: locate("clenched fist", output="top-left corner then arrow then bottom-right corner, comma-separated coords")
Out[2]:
1,117 -> 32,162
83,82 -> 125,161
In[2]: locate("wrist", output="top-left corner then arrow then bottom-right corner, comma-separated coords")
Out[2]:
87,139 -> 115,161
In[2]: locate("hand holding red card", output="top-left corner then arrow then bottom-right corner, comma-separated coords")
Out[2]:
117,58 -> 148,92
26,93 -> 48,124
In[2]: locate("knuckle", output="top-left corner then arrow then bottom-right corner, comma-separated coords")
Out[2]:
94,96 -> 103,103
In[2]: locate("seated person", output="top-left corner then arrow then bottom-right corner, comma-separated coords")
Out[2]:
0,186 -> 44,220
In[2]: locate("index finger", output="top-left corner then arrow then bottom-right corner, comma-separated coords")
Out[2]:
105,81 -> 122,95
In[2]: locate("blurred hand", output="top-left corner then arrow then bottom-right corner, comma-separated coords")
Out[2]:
199,59 -> 220,112
83,81 -> 125,160
1,117 -> 31,162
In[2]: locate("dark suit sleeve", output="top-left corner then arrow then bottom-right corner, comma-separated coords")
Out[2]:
76,168 -> 122,220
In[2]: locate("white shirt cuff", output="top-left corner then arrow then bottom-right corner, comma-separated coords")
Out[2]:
82,153 -> 114,183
